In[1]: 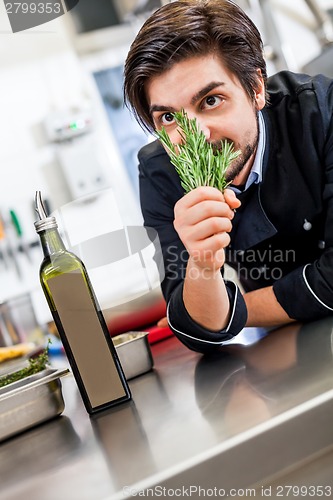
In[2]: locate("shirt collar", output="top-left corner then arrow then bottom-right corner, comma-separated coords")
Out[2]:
230,111 -> 265,194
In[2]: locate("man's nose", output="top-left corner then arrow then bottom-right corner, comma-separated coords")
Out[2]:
185,114 -> 211,140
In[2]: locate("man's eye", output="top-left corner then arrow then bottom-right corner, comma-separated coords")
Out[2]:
161,113 -> 175,125
202,95 -> 223,109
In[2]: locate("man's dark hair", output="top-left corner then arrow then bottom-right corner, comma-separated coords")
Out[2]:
124,0 -> 267,133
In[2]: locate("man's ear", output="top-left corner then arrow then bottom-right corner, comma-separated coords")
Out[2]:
254,69 -> 266,110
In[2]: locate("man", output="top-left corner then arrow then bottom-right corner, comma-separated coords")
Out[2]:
124,0 -> 333,352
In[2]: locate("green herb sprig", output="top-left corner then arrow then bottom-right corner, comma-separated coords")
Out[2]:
0,342 -> 50,389
156,109 -> 241,193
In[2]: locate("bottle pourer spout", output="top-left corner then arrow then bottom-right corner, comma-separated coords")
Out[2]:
35,191 -> 48,220
34,191 -> 57,233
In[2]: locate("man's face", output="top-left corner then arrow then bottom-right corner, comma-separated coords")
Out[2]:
146,54 -> 266,185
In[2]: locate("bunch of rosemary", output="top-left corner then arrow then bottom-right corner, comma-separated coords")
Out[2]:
156,110 -> 240,193
0,343 -> 50,389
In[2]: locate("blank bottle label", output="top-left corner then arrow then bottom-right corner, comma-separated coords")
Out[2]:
48,271 -> 127,408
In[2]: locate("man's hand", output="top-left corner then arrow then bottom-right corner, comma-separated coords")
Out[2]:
174,186 -> 240,272
173,187 -> 240,331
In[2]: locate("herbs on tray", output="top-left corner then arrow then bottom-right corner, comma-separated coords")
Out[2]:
156,109 -> 241,193
0,344 -> 50,389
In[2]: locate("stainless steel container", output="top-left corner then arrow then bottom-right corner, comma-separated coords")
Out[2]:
113,332 -> 154,380
0,367 -> 69,442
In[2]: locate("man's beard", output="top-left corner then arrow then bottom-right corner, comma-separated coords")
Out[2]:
224,139 -> 258,183
211,116 -> 259,184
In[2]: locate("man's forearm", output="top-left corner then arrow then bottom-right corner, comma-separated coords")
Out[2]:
183,257 -> 231,331
244,285 -> 295,327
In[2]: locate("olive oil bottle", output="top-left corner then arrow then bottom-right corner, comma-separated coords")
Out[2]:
34,191 -> 131,414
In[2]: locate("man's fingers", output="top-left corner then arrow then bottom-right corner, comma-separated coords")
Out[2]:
177,186 -> 224,210
175,199 -> 235,227
183,216 -> 233,242
224,188 -> 241,209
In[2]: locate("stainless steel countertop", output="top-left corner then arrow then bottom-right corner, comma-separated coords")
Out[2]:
1,318 -> 333,499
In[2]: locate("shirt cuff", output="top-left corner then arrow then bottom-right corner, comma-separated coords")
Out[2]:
273,264 -> 333,321
166,280 -> 247,353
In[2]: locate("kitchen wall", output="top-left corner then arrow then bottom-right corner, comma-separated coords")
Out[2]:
0,18 -> 142,237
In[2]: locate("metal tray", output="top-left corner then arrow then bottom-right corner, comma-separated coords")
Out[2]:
0,367 -> 69,442
113,332 -> 154,380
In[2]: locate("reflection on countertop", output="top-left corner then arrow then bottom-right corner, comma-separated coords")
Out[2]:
195,318 -> 333,436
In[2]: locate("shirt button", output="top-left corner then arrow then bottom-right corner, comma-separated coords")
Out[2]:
303,219 -> 312,231
258,265 -> 268,274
